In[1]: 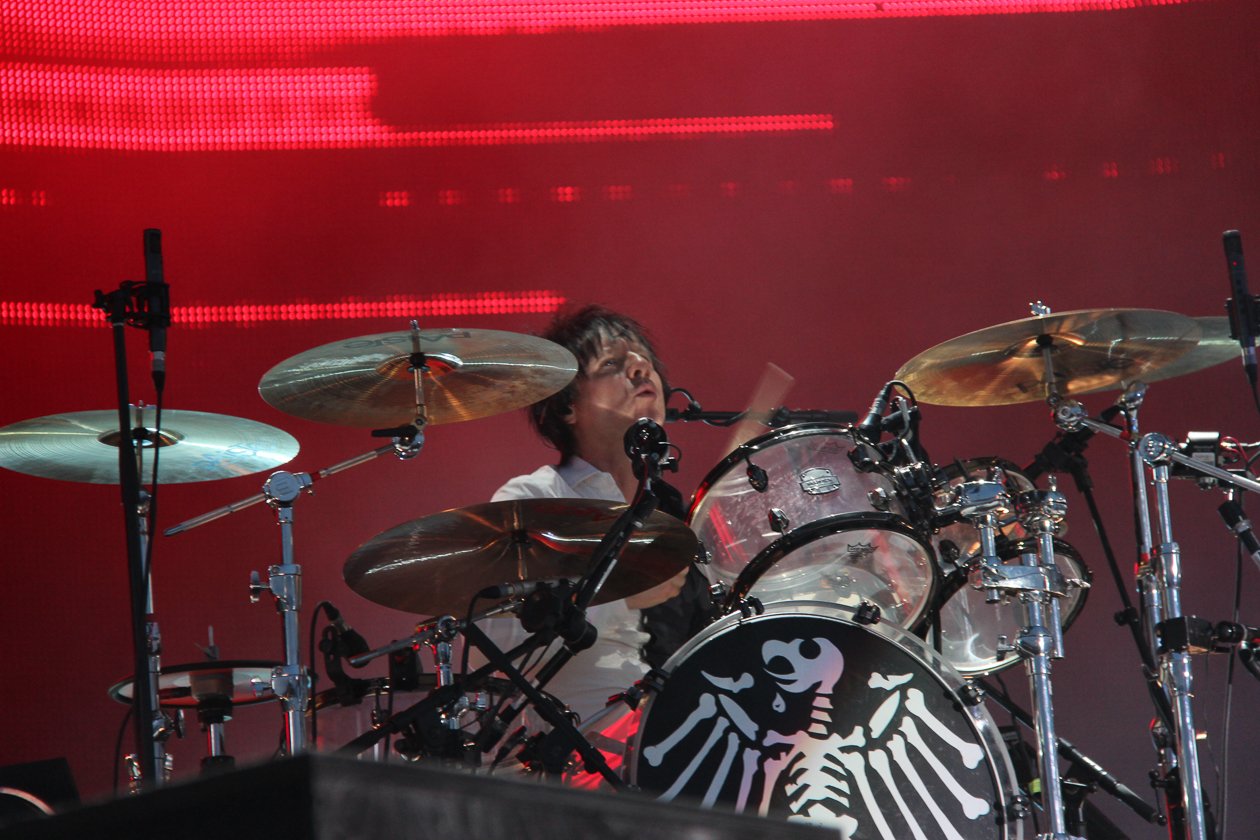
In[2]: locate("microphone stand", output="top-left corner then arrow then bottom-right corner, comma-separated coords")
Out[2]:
92,251 -> 172,792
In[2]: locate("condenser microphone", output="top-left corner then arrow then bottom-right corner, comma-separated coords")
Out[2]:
1224,230 -> 1256,378
143,229 -> 169,386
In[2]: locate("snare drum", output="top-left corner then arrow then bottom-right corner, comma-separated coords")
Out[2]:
626,602 -> 1023,838
688,424 -> 936,627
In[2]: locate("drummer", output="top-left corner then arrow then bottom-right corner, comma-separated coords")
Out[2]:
485,303 -> 714,725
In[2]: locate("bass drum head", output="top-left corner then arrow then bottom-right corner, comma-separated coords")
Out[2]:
730,513 -> 937,630
933,537 -> 1090,677
630,602 -> 1022,839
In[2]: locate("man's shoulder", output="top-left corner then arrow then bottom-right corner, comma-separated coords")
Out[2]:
490,464 -> 568,501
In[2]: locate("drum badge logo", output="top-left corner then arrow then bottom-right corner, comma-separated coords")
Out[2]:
798,467 -> 841,495
639,634 -> 996,839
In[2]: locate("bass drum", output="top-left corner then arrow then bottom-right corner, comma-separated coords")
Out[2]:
628,602 -> 1023,839
932,537 -> 1090,677
688,424 -> 936,628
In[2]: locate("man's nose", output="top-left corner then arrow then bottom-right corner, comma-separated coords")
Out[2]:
626,351 -> 653,382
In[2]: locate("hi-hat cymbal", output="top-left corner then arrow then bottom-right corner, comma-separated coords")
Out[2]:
344,499 -> 699,616
109,660 -> 280,708
258,328 -> 578,428
895,309 -> 1200,406
0,408 -> 299,484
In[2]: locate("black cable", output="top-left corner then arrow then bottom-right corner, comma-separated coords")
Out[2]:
1217,521 -> 1245,840
309,599 -> 337,750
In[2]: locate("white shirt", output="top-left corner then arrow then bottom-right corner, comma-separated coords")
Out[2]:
484,458 -> 650,725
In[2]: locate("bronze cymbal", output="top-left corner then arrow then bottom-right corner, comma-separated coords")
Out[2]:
344,499 -> 699,616
895,309 -> 1200,406
0,408 -> 299,484
109,660 -> 280,708
1081,316 -> 1235,390
258,328 -> 578,427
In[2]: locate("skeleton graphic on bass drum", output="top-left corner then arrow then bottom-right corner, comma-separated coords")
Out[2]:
629,603 -> 1020,840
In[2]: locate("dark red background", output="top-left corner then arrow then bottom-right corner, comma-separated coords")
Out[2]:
2,2 -> 1258,836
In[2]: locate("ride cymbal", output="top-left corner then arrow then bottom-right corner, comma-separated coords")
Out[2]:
258,328 -> 577,428
895,309 -> 1200,406
344,499 -> 698,616
0,408 -> 299,484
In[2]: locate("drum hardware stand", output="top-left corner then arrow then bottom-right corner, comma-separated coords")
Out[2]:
1053,401 -> 1260,840
945,461 -> 1084,839
246,470 -> 314,756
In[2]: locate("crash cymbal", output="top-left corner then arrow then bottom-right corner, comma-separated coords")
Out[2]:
344,499 -> 699,616
109,660 -> 280,708
1081,316 -> 1236,390
895,309 -> 1200,406
258,328 -> 578,428
0,408 -> 299,484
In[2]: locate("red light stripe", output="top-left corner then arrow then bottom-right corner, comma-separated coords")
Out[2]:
0,291 -> 567,328
3,1 -> 1208,62
1,64 -> 832,151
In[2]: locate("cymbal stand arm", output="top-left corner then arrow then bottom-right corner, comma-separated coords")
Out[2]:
249,470 -> 313,756
1138,436 -> 1210,840
164,441 -> 410,536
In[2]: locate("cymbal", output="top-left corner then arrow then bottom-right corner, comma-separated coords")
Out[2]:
1081,316 -> 1236,390
109,660 -> 280,708
895,309 -> 1200,406
258,328 -> 578,427
344,499 -> 699,616
0,408 -> 299,484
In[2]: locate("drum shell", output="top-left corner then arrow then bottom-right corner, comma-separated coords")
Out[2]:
727,512 -> 938,629
688,424 -> 935,627
931,537 -> 1091,677
627,601 -> 1023,839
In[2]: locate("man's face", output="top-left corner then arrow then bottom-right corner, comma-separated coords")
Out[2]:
566,333 -> 666,448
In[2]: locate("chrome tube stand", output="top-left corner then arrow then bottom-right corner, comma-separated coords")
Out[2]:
1009,480 -> 1080,840
249,470 -> 314,756
1135,434 -> 1208,840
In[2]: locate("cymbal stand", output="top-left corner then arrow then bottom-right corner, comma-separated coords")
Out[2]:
248,470 -> 314,756
1134,432 -> 1260,840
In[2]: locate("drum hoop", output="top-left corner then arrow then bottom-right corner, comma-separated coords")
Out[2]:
687,422 -> 881,525
631,600 -> 1021,835
937,456 -> 1031,484
724,511 -> 938,623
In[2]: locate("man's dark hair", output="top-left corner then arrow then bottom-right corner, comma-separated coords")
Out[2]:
530,303 -> 668,462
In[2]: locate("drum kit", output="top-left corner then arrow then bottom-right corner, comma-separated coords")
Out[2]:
5,297 -> 1260,840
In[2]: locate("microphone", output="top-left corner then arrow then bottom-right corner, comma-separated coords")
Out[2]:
476,579 -> 564,600
142,229 -> 169,387
1219,499 -> 1260,575
1224,230 -> 1256,378
324,604 -> 370,658
624,417 -> 670,464
858,381 -> 895,441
